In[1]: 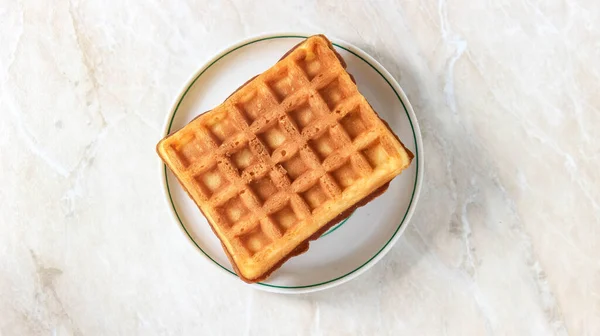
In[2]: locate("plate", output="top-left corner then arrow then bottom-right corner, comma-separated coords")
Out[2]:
159,33 -> 423,294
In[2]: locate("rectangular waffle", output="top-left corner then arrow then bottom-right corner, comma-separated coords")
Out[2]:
157,35 -> 414,283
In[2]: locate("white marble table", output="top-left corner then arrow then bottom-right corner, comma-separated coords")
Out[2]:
1,0 -> 598,335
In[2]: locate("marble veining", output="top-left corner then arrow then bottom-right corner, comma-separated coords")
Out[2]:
0,0 -> 598,335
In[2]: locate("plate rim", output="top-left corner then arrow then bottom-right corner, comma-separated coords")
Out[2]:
158,32 -> 424,294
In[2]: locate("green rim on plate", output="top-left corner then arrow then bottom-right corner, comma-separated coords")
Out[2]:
163,35 -> 419,289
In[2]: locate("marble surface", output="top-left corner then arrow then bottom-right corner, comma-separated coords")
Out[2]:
1,0 -> 599,334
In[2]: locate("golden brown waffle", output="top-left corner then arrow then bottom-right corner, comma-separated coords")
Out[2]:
157,35 -> 413,283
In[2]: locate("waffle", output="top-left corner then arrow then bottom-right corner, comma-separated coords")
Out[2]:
157,35 -> 414,283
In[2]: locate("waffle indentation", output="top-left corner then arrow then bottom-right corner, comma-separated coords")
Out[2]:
173,134 -> 206,167
249,175 -> 278,205
230,144 -> 256,172
257,122 -> 287,155
280,153 -> 309,182
308,129 -> 339,162
237,91 -> 268,125
339,107 -> 367,141
297,50 -> 321,80
270,203 -> 299,234
194,165 -> 230,198
206,112 -> 240,145
318,78 -> 347,110
330,159 -> 359,191
287,102 -> 315,133
267,70 -> 302,102
361,139 -> 388,169
300,183 -> 330,212
217,195 -> 250,226
239,224 -> 272,256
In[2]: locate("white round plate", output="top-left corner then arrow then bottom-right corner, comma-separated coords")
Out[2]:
160,33 -> 423,294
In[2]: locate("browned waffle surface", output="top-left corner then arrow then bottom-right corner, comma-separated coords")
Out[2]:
157,35 -> 413,282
